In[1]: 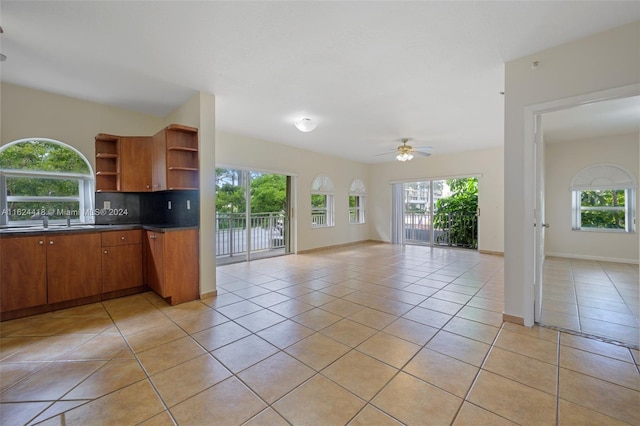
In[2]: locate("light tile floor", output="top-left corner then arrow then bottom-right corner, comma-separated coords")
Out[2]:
1,243 -> 639,425
541,256 -> 639,347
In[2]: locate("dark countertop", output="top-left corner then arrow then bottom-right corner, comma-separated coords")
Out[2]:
142,224 -> 199,233
0,223 -> 198,236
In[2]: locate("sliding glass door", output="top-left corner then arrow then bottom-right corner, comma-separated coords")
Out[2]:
395,178 -> 478,249
215,168 -> 291,264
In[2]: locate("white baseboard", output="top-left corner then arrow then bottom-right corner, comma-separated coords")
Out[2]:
545,252 -> 639,265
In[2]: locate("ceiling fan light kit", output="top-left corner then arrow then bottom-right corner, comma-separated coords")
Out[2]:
394,138 -> 432,162
294,117 -> 318,132
396,152 -> 413,162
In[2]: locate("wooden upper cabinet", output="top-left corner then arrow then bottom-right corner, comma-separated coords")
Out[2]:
151,131 -> 167,191
95,134 -> 120,192
152,124 -> 199,191
120,136 -> 152,192
96,124 -> 198,192
0,236 -> 47,312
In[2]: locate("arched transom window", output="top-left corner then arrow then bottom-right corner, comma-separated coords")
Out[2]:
570,163 -> 637,233
0,139 -> 95,225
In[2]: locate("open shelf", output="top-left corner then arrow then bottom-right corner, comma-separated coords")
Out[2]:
95,134 -> 120,192
167,146 -> 198,152
168,167 -> 198,171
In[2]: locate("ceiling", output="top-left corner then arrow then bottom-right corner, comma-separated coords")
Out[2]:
543,95 -> 640,143
2,1 -> 639,163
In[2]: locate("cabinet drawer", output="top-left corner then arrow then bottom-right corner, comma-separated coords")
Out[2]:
102,229 -> 142,247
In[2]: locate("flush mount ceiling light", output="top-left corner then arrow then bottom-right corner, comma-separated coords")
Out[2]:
294,118 -> 318,133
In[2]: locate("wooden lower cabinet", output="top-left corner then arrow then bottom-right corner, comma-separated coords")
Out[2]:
1,227 -> 198,318
1,233 -> 101,312
102,230 -> 143,293
46,233 -> 102,304
145,229 -> 199,305
0,235 -> 47,312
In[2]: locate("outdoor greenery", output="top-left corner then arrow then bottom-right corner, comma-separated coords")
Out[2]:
215,168 -> 287,214
0,140 -> 89,173
215,168 -> 287,230
433,177 -> 478,248
0,141 -> 89,221
580,189 -> 626,229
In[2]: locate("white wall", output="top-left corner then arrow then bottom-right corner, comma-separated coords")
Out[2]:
544,133 -> 639,263
215,130 -> 370,252
0,83 -> 164,166
368,147 -> 504,254
504,21 -> 640,324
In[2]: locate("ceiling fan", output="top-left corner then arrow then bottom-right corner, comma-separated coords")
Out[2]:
377,138 -> 432,162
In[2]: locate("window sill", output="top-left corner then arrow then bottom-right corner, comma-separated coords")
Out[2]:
572,228 -> 635,234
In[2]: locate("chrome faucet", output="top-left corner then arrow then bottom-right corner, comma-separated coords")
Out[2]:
66,209 -> 71,227
43,215 -> 49,229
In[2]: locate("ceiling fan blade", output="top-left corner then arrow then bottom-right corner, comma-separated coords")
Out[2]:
414,151 -> 432,157
374,150 -> 396,157
413,146 -> 433,152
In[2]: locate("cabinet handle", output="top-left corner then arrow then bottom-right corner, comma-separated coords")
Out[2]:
49,241 -> 54,245
150,235 -> 156,239
121,236 -> 125,240
146,185 -> 150,189
104,250 -> 108,254
38,240 -> 44,245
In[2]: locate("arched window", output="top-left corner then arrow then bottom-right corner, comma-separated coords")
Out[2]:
311,174 -> 334,227
570,164 -> 637,233
349,178 -> 366,224
0,139 -> 95,225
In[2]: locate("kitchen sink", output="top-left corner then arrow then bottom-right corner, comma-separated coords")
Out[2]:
0,224 -> 96,233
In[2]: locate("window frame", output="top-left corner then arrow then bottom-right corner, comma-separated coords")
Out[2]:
571,188 -> 636,233
569,164 -> 637,234
0,139 -> 95,226
349,178 -> 366,224
311,174 -> 335,228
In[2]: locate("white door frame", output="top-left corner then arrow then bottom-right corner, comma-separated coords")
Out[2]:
523,83 -> 640,326
533,115 -> 545,323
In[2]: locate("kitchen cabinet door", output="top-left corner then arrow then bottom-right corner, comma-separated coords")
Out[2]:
46,233 -> 102,304
144,229 -> 199,305
145,231 -> 166,297
0,236 -> 47,312
102,244 -> 143,293
120,136 -> 152,192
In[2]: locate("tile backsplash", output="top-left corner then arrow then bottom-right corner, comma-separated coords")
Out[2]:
95,190 -> 199,226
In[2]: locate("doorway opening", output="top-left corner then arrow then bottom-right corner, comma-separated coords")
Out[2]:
215,168 -> 292,265
394,177 -> 478,249
530,87 -> 639,347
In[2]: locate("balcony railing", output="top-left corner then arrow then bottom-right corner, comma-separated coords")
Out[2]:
311,212 -> 327,227
215,212 -> 286,257
404,211 -> 477,249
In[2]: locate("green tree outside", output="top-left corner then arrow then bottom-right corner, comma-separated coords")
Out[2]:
580,189 -> 626,229
0,141 -> 90,221
433,177 -> 478,248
